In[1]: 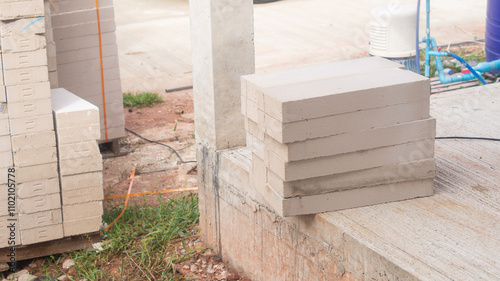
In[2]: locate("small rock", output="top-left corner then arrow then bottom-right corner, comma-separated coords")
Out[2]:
57,275 -> 68,281
92,242 -> 104,252
221,271 -> 228,279
18,274 -> 37,281
190,264 -> 198,272
136,110 -> 141,114
62,259 -> 74,269
206,263 -> 214,274
0,263 -> 9,272
182,265 -> 189,270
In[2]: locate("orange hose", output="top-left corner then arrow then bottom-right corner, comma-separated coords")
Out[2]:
49,0 -> 59,12
95,0 -> 108,141
102,167 -> 136,232
104,188 -> 198,200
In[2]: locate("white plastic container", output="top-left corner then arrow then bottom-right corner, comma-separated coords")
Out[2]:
369,5 -> 417,58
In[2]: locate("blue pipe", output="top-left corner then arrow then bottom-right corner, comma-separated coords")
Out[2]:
425,0 -> 431,77
416,0 -> 421,73
428,51 -> 489,84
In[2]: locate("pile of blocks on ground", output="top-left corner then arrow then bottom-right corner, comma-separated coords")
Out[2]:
49,0 -> 125,141
0,0 -> 64,246
241,57 -> 436,216
51,88 -> 104,237
0,0 -> 105,248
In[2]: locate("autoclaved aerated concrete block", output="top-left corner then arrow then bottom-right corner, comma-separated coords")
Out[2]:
20,223 -> 63,245
60,171 -> 102,191
0,0 -> 44,20
1,49 -> 48,70
267,139 -> 435,181
7,99 -> 52,119
17,177 -> 59,199
3,66 -> 49,86
59,155 -> 103,176
18,209 -> 62,230
8,114 -> 54,135
61,184 -> 104,205
0,150 -> 13,168
13,145 -> 57,166
267,159 -> 436,198
0,115 -> 10,136
0,135 -> 11,152
10,130 -> 56,151
51,88 -> 100,129
53,19 -> 116,41
62,201 -> 103,221
0,17 -> 45,38
5,82 -> 51,103
50,0 -> 114,15
57,140 -> 100,160
55,124 -> 100,144
63,216 -> 102,237
265,118 -> 436,162
18,193 -> 61,214
16,162 -> 59,184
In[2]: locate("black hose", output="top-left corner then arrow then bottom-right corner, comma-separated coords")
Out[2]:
436,136 -> 500,142
125,128 -> 197,164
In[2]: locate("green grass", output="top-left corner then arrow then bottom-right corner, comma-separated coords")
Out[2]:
419,48 -> 487,77
11,194 -> 200,281
123,92 -> 163,108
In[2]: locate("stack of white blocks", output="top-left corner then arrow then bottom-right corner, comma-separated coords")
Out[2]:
50,0 -> 125,141
51,88 -> 104,237
0,0 -> 64,245
242,57 -> 436,217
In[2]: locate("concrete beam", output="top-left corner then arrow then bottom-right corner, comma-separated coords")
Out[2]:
190,0 -> 255,149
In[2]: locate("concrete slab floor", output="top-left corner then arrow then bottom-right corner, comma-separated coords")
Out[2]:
114,0 -> 486,93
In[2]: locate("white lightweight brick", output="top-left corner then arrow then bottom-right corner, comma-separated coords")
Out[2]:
0,18 -> 45,38
61,184 -> 104,205
267,118 -> 436,162
17,177 -> 59,199
56,56 -> 119,76
50,0 -> 114,15
64,80 -> 122,99
252,153 -> 266,181
268,139 -> 435,181
20,223 -> 63,245
16,162 -> 58,183
245,99 -> 259,123
57,66 -> 120,86
13,145 -> 57,166
3,66 -> 49,87
0,135 -> 11,152
0,115 -> 10,136
53,19 -> 116,41
51,88 -> 100,128
255,68 -> 429,123
54,32 -> 116,53
10,131 -> 56,151
63,216 -> 102,237
0,216 -> 21,248
0,200 -> 9,217
5,82 -> 51,103
9,114 -> 54,135
265,100 -> 430,144
62,201 -> 103,221
58,140 -> 100,160
0,33 -> 46,53
54,44 -> 118,64
260,178 -> 434,217
0,0 -> 44,20
18,193 -> 61,214
267,159 -> 436,198
0,150 -> 13,168
59,155 -> 103,176
55,124 -> 100,144
100,125 -> 125,141
1,49 -> 48,70
7,99 -> 52,119
241,56 -> 405,103
60,171 -> 102,191
18,209 -> 62,230
0,87 -> 5,103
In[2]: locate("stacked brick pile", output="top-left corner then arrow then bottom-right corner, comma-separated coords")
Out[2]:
49,0 -> 124,141
0,0 -> 105,248
242,57 -> 436,216
51,88 -> 103,237
0,0 -> 63,246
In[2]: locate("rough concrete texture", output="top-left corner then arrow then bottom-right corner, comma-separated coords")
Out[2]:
1,49 -> 48,70
62,201 -> 103,221
59,171 -> 102,191
190,0 -> 254,149
8,114 -> 54,136
5,82 -> 51,103
54,123 -> 101,144
20,223 -> 63,245
17,177 -> 59,199
57,140 -> 100,160
0,150 -> 13,168
2,66 -> 49,87
0,135 -> 11,151
18,209 -> 63,230
15,162 -> 59,184
0,0 -> 44,21
0,114 -> 10,136
13,145 -> 57,166
63,216 -> 102,237
51,88 -> 100,128
18,193 -> 61,215
7,98 -> 53,119
10,130 -> 56,151
196,84 -> 500,281
61,184 -> 104,206
59,155 -> 103,176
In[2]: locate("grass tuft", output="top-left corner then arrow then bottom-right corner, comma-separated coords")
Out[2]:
123,92 -> 163,108
67,194 -> 199,280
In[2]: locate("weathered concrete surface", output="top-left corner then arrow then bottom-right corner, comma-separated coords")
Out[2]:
197,83 -> 500,280
189,0 -> 255,149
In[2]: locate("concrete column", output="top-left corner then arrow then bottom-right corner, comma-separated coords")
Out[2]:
190,0 -> 255,150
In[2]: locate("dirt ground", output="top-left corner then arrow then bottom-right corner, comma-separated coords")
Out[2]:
101,90 -> 251,280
